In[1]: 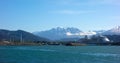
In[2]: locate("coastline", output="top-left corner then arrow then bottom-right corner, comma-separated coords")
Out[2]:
0,41 -> 120,46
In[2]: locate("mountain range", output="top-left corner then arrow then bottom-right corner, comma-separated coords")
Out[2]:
0,26 -> 120,42
33,27 -> 82,40
33,26 -> 120,41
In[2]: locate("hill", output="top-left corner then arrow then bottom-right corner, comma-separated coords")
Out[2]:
0,29 -> 49,42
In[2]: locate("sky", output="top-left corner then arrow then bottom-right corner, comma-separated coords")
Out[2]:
0,0 -> 120,32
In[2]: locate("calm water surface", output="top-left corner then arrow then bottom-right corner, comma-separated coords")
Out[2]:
0,46 -> 120,63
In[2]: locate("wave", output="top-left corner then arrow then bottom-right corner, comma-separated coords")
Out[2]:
81,53 -> 120,57
16,47 -> 56,52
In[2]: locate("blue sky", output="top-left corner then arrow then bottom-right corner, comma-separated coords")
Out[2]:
0,0 -> 120,32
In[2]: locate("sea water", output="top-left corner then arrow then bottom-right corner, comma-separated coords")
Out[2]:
0,46 -> 120,63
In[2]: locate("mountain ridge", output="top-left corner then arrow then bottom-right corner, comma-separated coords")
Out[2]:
102,26 -> 120,35
33,26 -> 120,41
0,29 -> 49,42
33,27 -> 83,40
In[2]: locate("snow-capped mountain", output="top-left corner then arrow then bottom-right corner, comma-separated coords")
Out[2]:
33,27 -> 82,40
102,26 -> 120,35
33,27 -> 97,40
32,26 -> 120,41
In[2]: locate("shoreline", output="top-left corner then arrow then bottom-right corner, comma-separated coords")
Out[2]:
0,41 -> 120,46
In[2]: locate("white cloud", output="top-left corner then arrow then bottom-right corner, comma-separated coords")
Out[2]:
51,10 -> 94,14
66,32 -> 73,35
66,31 -> 96,36
80,31 -> 97,36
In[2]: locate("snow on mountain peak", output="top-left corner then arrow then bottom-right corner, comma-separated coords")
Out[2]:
116,26 -> 120,29
33,27 -> 82,40
102,26 -> 120,35
110,26 -> 120,33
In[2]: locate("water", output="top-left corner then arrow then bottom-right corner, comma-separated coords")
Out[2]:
0,46 -> 120,63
